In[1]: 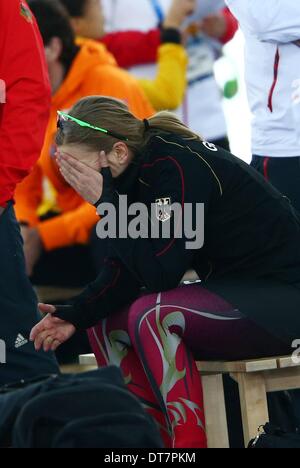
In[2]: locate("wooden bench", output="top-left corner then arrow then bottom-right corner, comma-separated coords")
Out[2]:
79,353 -> 300,448
198,356 -> 300,448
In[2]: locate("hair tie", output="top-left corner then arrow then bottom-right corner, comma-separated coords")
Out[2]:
143,119 -> 150,132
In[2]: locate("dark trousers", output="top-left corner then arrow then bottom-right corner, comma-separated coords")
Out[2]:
0,204 -> 59,385
251,155 -> 300,213
250,156 -> 300,440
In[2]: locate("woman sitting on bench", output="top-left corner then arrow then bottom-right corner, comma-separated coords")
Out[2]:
31,96 -> 300,448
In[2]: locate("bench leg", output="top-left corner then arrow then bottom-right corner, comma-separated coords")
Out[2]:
202,374 -> 229,448
235,372 -> 269,447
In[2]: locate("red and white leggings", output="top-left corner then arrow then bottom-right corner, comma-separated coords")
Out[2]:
88,284 -> 288,448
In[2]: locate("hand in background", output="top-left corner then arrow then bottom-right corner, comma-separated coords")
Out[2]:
164,0 -> 196,30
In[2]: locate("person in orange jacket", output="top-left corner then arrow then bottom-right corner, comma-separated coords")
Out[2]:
15,0 -> 154,286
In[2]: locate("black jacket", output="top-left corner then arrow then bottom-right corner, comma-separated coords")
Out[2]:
56,133 -> 300,342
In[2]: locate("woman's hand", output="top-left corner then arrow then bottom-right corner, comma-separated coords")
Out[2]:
30,303 -> 76,352
57,151 -> 109,205
164,0 -> 196,29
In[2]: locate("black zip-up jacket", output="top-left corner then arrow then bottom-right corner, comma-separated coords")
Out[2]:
56,133 -> 300,341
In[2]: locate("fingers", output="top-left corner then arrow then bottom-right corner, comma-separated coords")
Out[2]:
30,308 -> 57,342
58,156 -> 86,188
57,152 -> 86,174
40,335 -> 61,353
59,159 -> 82,183
30,324 -> 41,343
99,151 -> 109,168
42,335 -> 54,353
57,152 -> 109,195
33,329 -> 56,351
58,155 -> 99,194
30,319 -> 49,342
58,153 -> 97,178
59,167 -> 87,197
33,327 -> 64,352
59,166 -> 80,188
50,339 -> 62,352
38,303 -> 56,315
43,336 -> 61,353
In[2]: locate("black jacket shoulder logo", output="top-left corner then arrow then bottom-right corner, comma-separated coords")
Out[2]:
202,141 -> 218,152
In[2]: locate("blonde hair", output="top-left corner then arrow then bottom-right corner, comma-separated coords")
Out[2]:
56,96 -> 202,156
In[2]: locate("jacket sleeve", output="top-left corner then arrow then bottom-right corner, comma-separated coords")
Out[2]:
219,7 -> 239,45
55,258 -> 142,330
55,147 -> 216,330
101,29 -> 161,68
0,0 -> 50,207
36,201 -> 100,251
226,0 -> 300,43
138,44 -> 188,111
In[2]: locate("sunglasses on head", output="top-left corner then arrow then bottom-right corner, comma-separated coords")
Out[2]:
57,111 -> 129,141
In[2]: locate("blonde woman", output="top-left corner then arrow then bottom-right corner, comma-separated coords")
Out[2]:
32,96 -> 300,448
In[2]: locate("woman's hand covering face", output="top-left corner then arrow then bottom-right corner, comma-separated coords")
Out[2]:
57,151 -> 109,205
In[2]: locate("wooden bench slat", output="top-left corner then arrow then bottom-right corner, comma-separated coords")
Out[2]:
197,358 -> 278,374
244,358 -> 278,373
79,354 -> 98,366
264,367 -> 300,392
277,356 -> 300,369
60,364 -> 98,374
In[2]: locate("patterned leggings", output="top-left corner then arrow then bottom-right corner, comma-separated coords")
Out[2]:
88,284 -> 289,448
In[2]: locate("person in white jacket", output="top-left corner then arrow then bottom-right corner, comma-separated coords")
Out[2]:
226,0 -> 300,211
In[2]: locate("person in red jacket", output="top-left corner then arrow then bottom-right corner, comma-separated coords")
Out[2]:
0,0 -> 59,383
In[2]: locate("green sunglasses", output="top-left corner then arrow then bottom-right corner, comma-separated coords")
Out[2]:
57,111 -> 129,141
